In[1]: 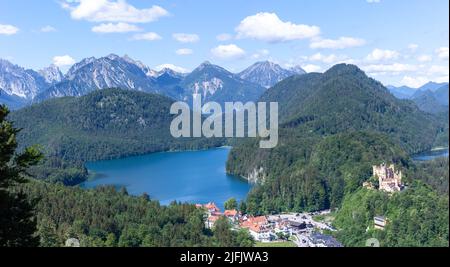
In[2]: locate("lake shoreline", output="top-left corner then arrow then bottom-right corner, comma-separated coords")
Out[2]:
82,147 -> 251,210
412,147 -> 449,161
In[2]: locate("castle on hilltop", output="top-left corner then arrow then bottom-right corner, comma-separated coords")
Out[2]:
372,163 -> 403,192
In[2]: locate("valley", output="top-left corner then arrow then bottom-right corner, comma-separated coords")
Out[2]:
1,58 -> 448,248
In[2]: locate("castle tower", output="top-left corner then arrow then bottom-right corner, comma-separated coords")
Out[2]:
372,163 -> 403,192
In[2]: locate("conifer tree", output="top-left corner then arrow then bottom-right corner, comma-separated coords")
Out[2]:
0,105 -> 42,247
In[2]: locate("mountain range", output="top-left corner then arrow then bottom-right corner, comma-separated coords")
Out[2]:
8,63 -> 449,247
387,82 -> 449,114
1,55 -> 306,109
238,61 -> 305,88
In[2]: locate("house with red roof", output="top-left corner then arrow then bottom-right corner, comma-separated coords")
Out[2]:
206,215 -> 221,229
203,202 -> 221,216
240,216 -> 272,242
223,209 -> 240,222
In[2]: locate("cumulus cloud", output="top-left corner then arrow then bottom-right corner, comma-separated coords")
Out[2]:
310,37 -> 366,49
400,76 -> 429,88
235,12 -> 320,43
417,54 -> 432,62
155,63 -> 189,73
92,22 -> 142,33
53,55 -> 76,67
308,53 -> 346,64
172,33 -> 199,43
363,63 -> 418,74
131,32 -> 162,41
365,48 -> 400,61
0,24 -> 19,35
303,64 -> 322,73
427,65 -> 449,76
40,25 -> 57,32
216,33 -> 232,41
251,49 -> 270,60
175,48 -> 193,55
62,0 -> 169,23
211,44 -> 246,59
408,43 -> 419,52
436,47 -> 449,60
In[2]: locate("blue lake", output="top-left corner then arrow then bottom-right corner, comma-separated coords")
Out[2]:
81,147 -> 251,210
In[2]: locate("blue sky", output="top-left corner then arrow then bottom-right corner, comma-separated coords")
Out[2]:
0,0 -> 448,87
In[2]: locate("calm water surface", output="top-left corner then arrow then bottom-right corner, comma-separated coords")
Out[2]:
412,148 -> 449,161
81,147 -> 251,210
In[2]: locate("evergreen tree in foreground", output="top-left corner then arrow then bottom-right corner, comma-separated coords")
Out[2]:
0,105 -> 42,247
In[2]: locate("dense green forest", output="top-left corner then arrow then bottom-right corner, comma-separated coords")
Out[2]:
3,103 -> 254,247
3,64 -> 448,247
232,131 -> 410,214
1,105 -> 43,246
407,157 -> 449,195
227,64 -> 449,246
331,144 -> 449,247
10,89 -> 224,185
15,180 -> 254,247
258,64 -> 445,154
333,181 -> 448,247
227,64 -> 446,213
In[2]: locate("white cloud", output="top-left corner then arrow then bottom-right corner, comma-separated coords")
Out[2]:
155,63 -> 189,73
303,64 -> 322,73
435,75 -> 450,83
251,49 -> 270,59
417,54 -> 432,62
175,48 -> 193,55
211,44 -> 246,59
365,48 -> 400,61
216,33 -> 232,41
408,43 -> 419,52
53,55 -> 76,67
363,63 -> 418,74
235,12 -> 320,42
436,47 -> 449,60
62,0 -> 169,23
427,65 -> 449,76
0,24 -> 19,35
309,53 -> 343,64
310,37 -> 366,49
40,25 -> 57,32
131,32 -> 162,41
172,33 -> 199,43
367,0 -> 381,3
400,76 -> 429,88
92,22 -> 141,33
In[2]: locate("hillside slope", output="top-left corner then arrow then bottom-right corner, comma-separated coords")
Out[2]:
227,64 -> 447,214
10,88 -> 222,184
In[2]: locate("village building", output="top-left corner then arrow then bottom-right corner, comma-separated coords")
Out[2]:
373,163 -> 403,192
223,209 -> 240,222
203,202 -> 221,216
206,215 -> 221,229
196,202 -> 223,228
247,216 -> 268,225
374,216 -> 388,230
240,216 -> 272,242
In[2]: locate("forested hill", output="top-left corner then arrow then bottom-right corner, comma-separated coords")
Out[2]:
9,88 -> 222,185
226,64 -> 447,213
259,64 -> 444,154
11,88 -> 221,161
